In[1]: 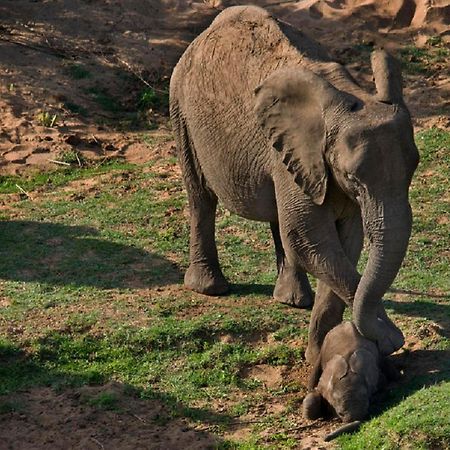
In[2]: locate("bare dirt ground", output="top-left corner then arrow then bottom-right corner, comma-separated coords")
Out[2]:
0,0 -> 449,175
0,1 -> 449,449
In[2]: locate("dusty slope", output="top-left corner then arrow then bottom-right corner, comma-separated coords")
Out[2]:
0,0 -> 448,175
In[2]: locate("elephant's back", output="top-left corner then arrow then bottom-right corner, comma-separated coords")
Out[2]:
173,5 -> 331,103
169,6 -> 331,221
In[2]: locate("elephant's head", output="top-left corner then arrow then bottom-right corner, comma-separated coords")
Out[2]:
255,50 -> 419,353
303,349 -> 380,422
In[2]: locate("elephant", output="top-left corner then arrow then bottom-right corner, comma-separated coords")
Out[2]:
169,6 -> 419,362
302,321 -> 400,423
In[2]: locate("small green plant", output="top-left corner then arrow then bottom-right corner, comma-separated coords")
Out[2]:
88,392 -> 120,411
66,63 -> 91,80
57,149 -> 87,166
36,111 -> 58,127
65,101 -> 88,116
87,87 -> 122,113
65,312 -> 99,333
138,87 -> 169,110
426,35 -> 442,46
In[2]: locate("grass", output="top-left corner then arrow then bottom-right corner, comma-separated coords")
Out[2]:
0,128 -> 448,448
0,159 -> 136,195
66,63 -> 91,80
87,86 -> 123,114
87,392 -> 120,410
138,87 -> 169,110
399,37 -> 449,75
36,111 -> 58,127
339,381 -> 450,449
399,128 -> 450,294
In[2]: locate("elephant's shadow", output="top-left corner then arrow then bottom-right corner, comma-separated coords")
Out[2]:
229,283 -> 275,298
0,220 -> 181,289
371,347 -> 450,417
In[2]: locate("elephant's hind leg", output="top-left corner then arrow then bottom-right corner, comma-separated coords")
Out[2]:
175,118 -> 229,296
270,222 -> 314,308
184,193 -> 229,295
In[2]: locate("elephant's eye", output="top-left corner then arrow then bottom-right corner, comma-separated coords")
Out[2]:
350,101 -> 363,112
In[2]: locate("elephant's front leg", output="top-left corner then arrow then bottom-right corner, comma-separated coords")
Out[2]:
270,222 -> 314,308
305,214 -> 363,363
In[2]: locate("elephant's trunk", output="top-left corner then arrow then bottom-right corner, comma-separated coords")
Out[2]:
353,196 -> 412,352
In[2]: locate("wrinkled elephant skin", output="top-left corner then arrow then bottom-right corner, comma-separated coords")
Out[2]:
170,6 -> 419,358
302,322 -> 399,422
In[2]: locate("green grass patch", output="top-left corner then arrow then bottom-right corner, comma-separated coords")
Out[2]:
397,128 -> 450,293
400,40 -> 450,75
339,381 -> 450,449
138,87 -> 169,110
0,128 -> 448,447
66,63 -> 91,80
0,159 -> 136,194
87,87 -> 123,113
87,392 -> 120,410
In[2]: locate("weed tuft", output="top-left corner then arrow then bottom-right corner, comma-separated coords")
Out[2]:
138,87 -> 169,110
36,111 -> 58,127
88,392 -> 120,410
66,63 -> 91,80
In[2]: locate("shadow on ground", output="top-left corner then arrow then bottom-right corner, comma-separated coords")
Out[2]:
0,220 -> 181,289
386,297 -> 450,338
0,340 -> 226,449
370,348 -> 450,418
229,282 -> 274,298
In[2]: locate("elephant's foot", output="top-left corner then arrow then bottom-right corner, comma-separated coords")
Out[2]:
303,392 -> 322,420
354,312 -> 404,356
273,268 -> 314,308
374,318 -> 405,356
184,263 -> 229,296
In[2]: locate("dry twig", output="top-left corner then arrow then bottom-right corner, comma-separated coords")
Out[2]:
89,437 -> 104,449
15,184 -> 30,197
48,159 -> 71,166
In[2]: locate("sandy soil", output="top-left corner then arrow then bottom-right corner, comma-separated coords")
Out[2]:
0,382 -> 220,450
0,0 -> 448,175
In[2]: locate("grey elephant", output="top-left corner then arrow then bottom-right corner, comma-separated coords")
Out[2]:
302,321 -> 400,423
170,6 -> 419,361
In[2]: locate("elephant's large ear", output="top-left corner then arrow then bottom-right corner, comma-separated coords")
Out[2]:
349,349 -> 379,392
254,68 -> 344,205
319,355 -> 349,390
329,355 -> 349,380
371,49 -> 404,105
